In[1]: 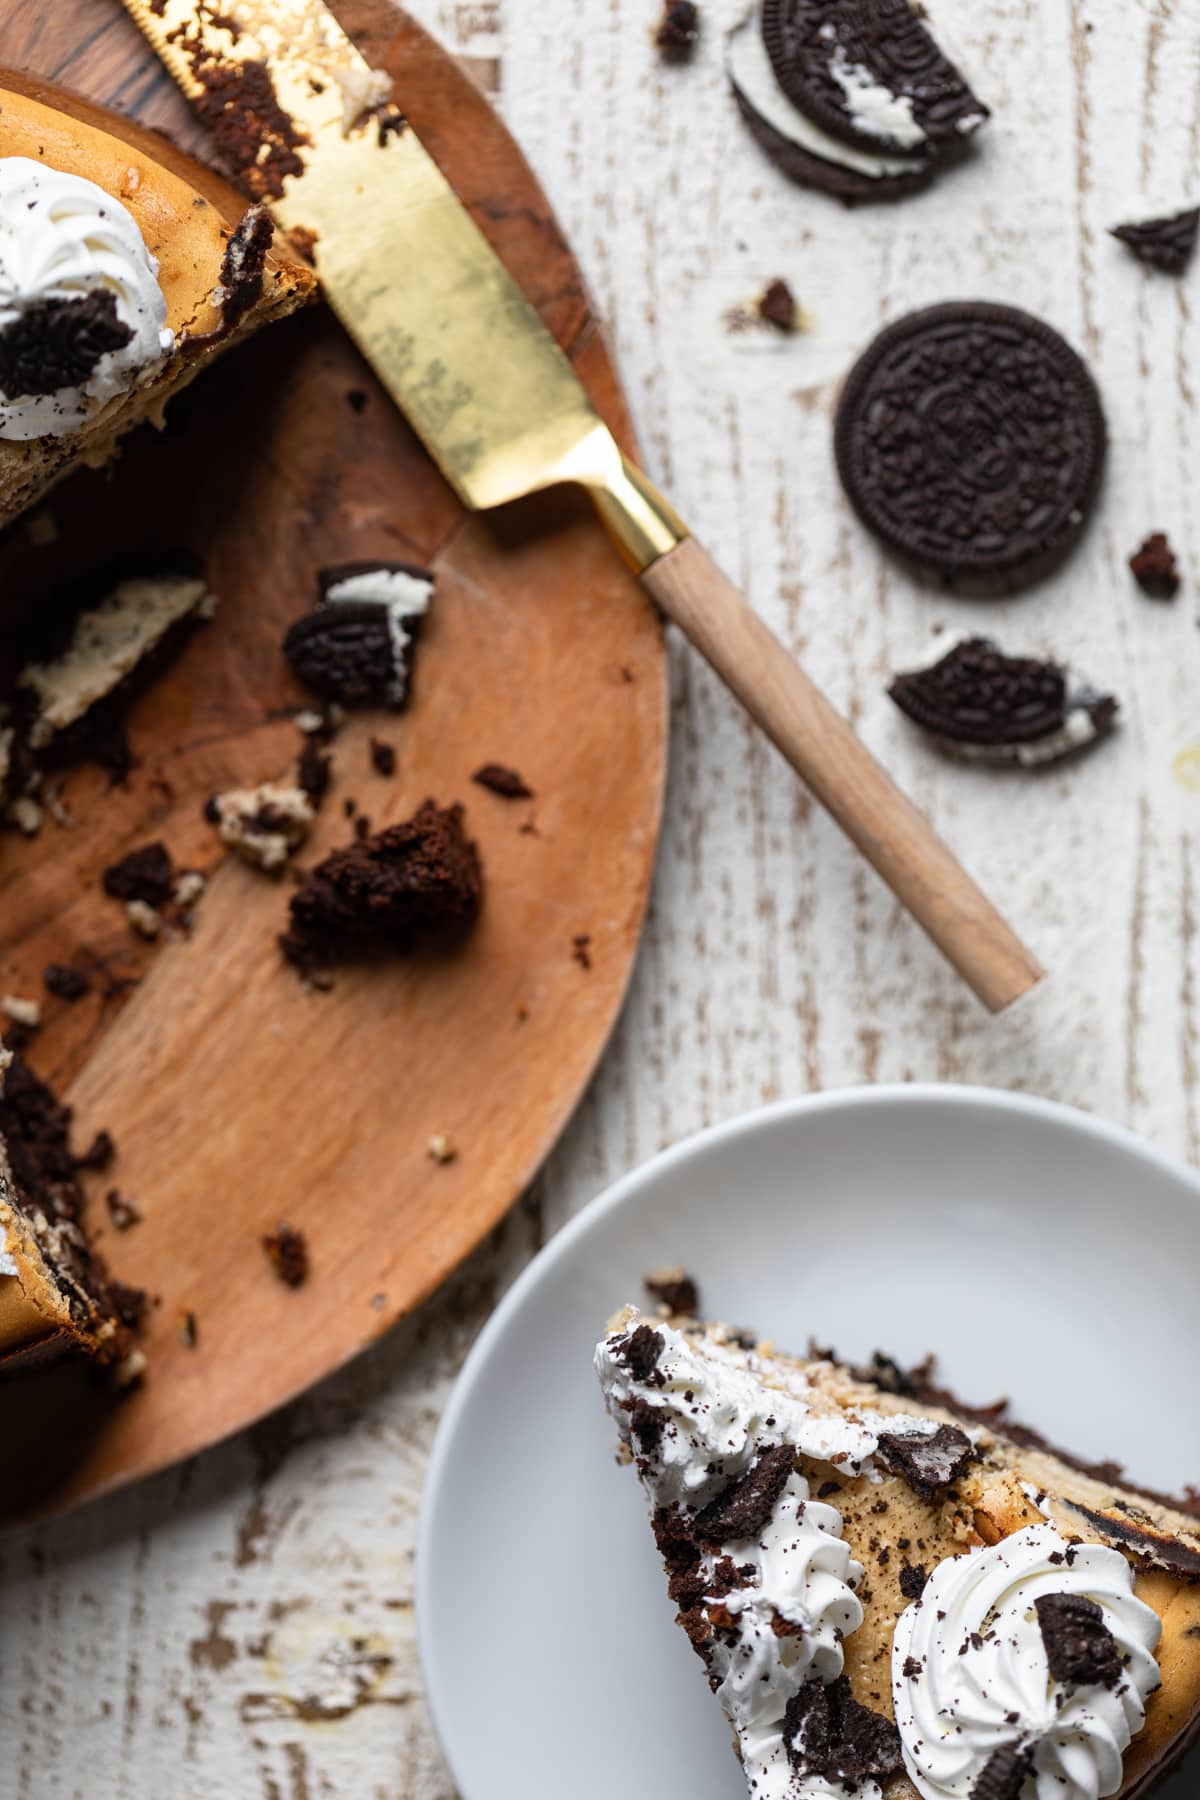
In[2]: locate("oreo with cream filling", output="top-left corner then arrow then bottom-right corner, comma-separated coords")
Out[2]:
283,562 -> 434,712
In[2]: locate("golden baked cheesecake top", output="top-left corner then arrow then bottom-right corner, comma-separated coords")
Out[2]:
597,1306 -> 1200,1800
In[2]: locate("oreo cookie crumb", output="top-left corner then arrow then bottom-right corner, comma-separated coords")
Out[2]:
369,737 -> 396,777
758,278 -> 799,332
108,1281 -> 148,1333
76,1130 -> 116,1173
615,1324 -> 665,1382
1112,207 -> 1200,275
971,1743 -> 1035,1800
1034,1591 -> 1123,1688
105,1189 -> 142,1232
472,762 -> 533,800
218,203 -> 274,329
346,388 -> 368,413
177,1309 -> 198,1348
899,1561 -> 928,1600
43,964 -> 91,1003
261,1222 -> 309,1287
1130,531 -> 1181,599
784,1673 -> 902,1783
572,933 -> 593,970
644,1267 -> 700,1316
0,290 -> 133,400
284,602 -> 397,708
297,740 -> 333,804
876,1424 -> 975,1500
102,842 -> 175,909
694,1444 -> 795,1544
656,0 -> 700,56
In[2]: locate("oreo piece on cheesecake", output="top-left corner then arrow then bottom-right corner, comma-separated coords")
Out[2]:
283,563 -> 434,711
727,1 -> 985,203
888,638 -> 1119,768
1111,206 -> 1199,276
280,798 -> 482,972
835,303 -> 1106,583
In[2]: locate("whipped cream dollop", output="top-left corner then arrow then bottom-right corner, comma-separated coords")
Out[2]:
0,157 -> 173,440
892,1522 -> 1162,1800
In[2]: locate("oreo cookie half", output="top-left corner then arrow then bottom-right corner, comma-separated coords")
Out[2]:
888,638 -> 1119,768
835,302 -> 1107,582
761,0 -> 988,159
283,563 -> 434,711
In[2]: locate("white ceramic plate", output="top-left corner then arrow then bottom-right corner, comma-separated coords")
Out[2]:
417,1085 -> 1200,1798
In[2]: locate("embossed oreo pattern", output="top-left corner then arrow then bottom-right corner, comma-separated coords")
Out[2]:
761,0 -> 987,157
834,303 -> 1107,580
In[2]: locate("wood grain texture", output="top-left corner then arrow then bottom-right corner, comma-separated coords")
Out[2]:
0,5 -> 666,1518
3,0 -> 1200,1795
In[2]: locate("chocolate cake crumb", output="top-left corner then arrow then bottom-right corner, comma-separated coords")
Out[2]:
280,799 -> 483,970
1112,207 -> 1200,276
656,0 -> 700,55
105,1189 -> 142,1232
177,1309 -> 198,1348
644,1267 -> 700,1316
369,737 -> 396,777
43,963 -> 91,1002
757,278 -> 799,332
626,1396 -> 664,1456
694,1444 -> 795,1544
784,1674 -> 902,1784
615,1324 -> 665,1382
971,1743 -> 1035,1800
218,203 -> 273,329
877,1425 -> 975,1500
297,741 -> 333,804
0,290 -> 133,401
102,842 -> 175,909
1130,531 -> 1181,598
902,1655 -> 923,1679
261,1223 -> 309,1288
472,762 -> 533,800
899,1561 -> 928,1600
1034,1591 -> 1123,1687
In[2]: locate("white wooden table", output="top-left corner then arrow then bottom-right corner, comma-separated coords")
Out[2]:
4,1 -> 1200,1793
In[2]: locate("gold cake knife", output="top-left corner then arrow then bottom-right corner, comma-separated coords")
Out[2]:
120,0 -> 1042,1011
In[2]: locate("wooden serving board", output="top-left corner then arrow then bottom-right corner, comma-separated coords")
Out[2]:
0,0 -> 666,1521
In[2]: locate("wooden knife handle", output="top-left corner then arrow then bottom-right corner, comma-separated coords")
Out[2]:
641,535 -> 1043,1013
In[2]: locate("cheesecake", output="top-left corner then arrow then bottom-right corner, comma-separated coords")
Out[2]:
0,68 -> 315,532
597,1305 -> 1200,1800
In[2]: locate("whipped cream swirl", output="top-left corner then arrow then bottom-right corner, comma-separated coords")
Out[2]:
892,1522 -> 1162,1800
0,157 -> 173,439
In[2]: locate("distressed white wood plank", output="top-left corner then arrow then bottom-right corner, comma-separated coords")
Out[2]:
3,0 -> 1200,1794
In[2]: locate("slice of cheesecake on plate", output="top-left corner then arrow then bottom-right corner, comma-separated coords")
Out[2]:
0,69 -> 316,531
596,1305 -> 1200,1800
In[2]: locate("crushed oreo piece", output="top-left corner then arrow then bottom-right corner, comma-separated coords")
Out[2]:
656,0 -> 700,55
694,1444 -> 795,1544
1034,1591 -> 1124,1688
0,290 -> 134,400
76,1129 -> 116,1173
1112,207 -> 1200,275
784,1674 -> 902,1784
472,762 -> 533,800
284,602 -> 398,709
876,1424 -> 975,1500
626,1396 -> 664,1456
101,842 -> 175,909
218,203 -> 274,329
971,1743 -> 1035,1800
105,1189 -> 142,1232
43,963 -> 91,1002
261,1222 -> 309,1288
644,1267 -> 699,1316
369,737 -> 396,777
889,639 -> 1119,767
1130,531 -> 1181,599
615,1324 -> 665,1382
297,740 -> 333,804
757,278 -> 799,332
899,1561 -> 928,1600
280,800 -> 482,970
108,1280 -> 148,1333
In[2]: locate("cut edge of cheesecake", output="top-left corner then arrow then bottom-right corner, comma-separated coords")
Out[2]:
0,67 -> 318,532
597,1303 -> 1200,1800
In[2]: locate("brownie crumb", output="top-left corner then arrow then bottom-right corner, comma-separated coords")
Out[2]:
472,762 -> 533,800
1112,206 -> 1200,276
656,0 -> 700,56
43,963 -> 91,1002
261,1223 -> 309,1288
0,290 -> 133,401
694,1444 -> 795,1545
188,50 -> 308,200
102,842 -> 175,909
644,1267 -> 700,1316
758,278 -> 799,333
369,737 -> 396,777
280,799 -> 482,971
899,1561 -> 928,1600
876,1425 -> 975,1500
297,740 -> 333,805
1130,531 -> 1181,599
105,1189 -> 142,1232
1034,1591 -> 1123,1688
971,1743 -> 1035,1800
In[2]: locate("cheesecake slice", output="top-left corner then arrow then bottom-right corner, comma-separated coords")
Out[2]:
0,69 -> 316,531
597,1305 -> 1200,1800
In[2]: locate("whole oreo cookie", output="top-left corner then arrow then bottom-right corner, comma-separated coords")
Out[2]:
834,302 -> 1107,582
760,0 -> 988,159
